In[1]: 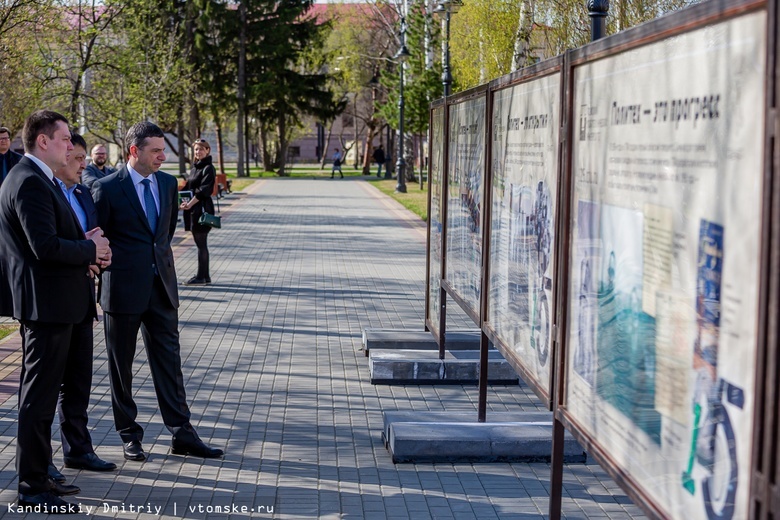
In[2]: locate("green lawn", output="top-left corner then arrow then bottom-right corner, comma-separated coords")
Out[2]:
221,165 -> 370,179
183,162 -> 430,221
0,325 -> 15,341
367,179 -> 428,222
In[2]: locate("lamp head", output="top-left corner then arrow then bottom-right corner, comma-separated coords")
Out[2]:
394,45 -> 411,63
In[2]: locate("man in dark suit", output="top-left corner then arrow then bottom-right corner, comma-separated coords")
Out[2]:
92,122 -> 223,461
0,110 -> 111,511
49,132 -> 116,475
0,126 -> 23,187
81,144 -> 115,189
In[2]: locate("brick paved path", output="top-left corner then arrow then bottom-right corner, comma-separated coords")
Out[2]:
0,176 -> 645,519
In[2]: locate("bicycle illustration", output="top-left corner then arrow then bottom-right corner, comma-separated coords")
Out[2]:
530,181 -> 552,367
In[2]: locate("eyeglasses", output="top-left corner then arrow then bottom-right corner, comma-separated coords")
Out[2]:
0,137 -> 10,142
193,139 -> 208,144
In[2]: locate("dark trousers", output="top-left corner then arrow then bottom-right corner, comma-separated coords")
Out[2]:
17,321 -> 72,494
192,230 -> 210,280
104,276 -> 193,443
58,315 -> 95,458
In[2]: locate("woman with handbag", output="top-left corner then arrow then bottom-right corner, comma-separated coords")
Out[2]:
180,138 -> 216,285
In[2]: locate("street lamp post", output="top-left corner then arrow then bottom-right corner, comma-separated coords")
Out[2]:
434,0 -> 463,97
587,0 -> 610,41
394,18 -> 412,194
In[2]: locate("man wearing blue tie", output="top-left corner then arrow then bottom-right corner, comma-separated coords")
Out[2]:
92,122 -> 223,462
50,133 -> 117,476
0,126 -> 22,187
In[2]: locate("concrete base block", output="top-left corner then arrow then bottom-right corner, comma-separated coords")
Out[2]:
382,411 -> 587,464
369,349 -> 518,385
362,328 -> 487,356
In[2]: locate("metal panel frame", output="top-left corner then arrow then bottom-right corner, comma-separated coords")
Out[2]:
750,0 -> 780,517
425,99 -> 447,344
552,1 -> 773,519
481,55 -> 565,410
441,84 -> 490,325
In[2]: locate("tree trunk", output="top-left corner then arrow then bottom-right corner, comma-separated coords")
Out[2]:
176,109 -> 187,175
215,113 -> 226,175
320,121 -> 334,169
236,1 -> 247,177
511,1 -> 535,71
362,123 -> 376,175
245,112 -> 251,174
277,112 -> 289,177
352,95 -> 359,169
260,124 -> 274,171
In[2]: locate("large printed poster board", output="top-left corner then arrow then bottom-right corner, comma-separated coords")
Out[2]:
427,106 -> 445,336
445,96 -> 486,319
563,11 -> 766,519
486,74 -> 560,400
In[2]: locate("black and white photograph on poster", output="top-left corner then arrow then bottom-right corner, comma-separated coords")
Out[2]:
487,74 -> 560,394
572,200 -> 600,387
428,107 -> 445,330
446,97 -> 486,316
563,10 -> 766,520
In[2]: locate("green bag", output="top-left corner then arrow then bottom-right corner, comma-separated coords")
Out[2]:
198,212 -> 221,229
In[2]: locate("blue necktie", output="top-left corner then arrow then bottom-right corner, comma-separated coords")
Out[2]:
141,178 -> 158,233
1,156 -> 6,180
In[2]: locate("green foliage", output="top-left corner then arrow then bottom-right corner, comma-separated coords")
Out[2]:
450,0 -> 703,92
450,0 -> 524,90
378,0 -> 442,136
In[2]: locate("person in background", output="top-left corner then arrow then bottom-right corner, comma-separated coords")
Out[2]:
180,138 -> 215,285
0,126 -> 22,187
331,147 -> 343,179
50,132 -> 116,477
372,145 -> 385,178
81,144 -> 115,189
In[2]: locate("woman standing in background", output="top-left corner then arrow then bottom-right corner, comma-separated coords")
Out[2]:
180,138 -> 216,285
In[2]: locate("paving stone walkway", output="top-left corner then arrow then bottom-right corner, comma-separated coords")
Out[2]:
0,175 -> 645,519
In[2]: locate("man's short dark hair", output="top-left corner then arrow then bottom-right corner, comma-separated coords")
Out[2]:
22,110 -> 69,153
70,132 -> 88,151
126,122 -> 165,154
0,127 -> 10,137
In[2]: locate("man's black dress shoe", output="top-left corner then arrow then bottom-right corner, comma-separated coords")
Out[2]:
48,464 -> 66,483
123,441 -> 146,461
47,478 -> 80,496
171,438 -> 224,458
64,452 -> 117,471
17,492 -> 76,514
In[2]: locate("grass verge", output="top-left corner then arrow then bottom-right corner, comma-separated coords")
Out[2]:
366,179 -> 428,222
0,324 -> 16,341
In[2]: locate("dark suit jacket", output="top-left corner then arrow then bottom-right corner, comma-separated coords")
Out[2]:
0,150 -> 22,186
92,167 -> 179,314
0,157 -> 97,322
81,163 -> 115,190
182,157 -> 215,231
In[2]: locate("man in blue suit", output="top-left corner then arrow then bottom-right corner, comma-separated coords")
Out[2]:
50,132 -> 116,476
92,122 -> 223,462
